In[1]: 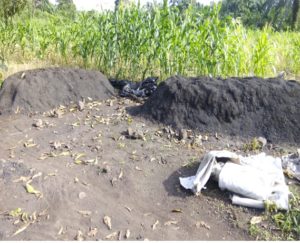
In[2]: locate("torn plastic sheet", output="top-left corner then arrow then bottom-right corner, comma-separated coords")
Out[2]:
179,151 -> 291,210
109,77 -> 158,98
282,149 -> 300,181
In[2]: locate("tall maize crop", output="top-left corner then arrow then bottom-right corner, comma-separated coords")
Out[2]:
0,4 -> 299,81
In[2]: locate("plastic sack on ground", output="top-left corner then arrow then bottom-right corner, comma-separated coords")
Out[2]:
282,149 -> 300,181
109,77 -> 158,98
179,151 -> 291,210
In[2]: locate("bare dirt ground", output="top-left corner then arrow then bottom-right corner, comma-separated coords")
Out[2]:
1,64 -> 300,241
0,96 -> 278,241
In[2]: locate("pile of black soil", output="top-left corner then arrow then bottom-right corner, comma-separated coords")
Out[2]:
0,67 -> 115,115
136,76 -> 300,144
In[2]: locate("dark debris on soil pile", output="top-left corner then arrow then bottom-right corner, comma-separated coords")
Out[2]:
0,67 -> 115,115
135,76 -> 300,144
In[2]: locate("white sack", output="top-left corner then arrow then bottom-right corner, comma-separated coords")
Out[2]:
231,195 -> 265,209
179,150 -> 238,194
218,162 -> 272,201
179,151 -> 291,210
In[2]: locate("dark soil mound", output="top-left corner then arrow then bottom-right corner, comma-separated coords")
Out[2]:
137,76 -> 300,144
0,67 -> 115,115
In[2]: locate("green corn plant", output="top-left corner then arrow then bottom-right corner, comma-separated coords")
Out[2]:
0,3 -> 299,81
252,26 -> 272,77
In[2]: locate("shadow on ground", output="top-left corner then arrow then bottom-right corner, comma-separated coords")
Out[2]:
162,161 -> 232,205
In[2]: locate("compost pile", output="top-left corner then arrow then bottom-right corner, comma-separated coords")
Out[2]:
0,67 -> 115,115
138,76 -> 300,143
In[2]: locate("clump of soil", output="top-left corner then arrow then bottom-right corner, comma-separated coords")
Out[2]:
137,76 -> 300,144
0,67 -> 115,115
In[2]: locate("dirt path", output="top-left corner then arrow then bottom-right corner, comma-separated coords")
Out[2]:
0,97 -> 285,240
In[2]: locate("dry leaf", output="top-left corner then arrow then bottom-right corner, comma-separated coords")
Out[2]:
24,139 -> 37,148
78,210 -> 92,216
15,106 -> 20,114
164,220 -> 178,226
84,159 -> 95,164
25,183 -> 41,197
57,226 -> 64,235
135,166 -> 142,171
9,150 -> 15,158
105,231 -> 118,240
81,180 -> 89,186
31,172 -> 42,180
38,208 -> 48,217
9,208 -> 22,217
30,212 -> 37,222
33,119 -> 43,128
70,107 -> 77,112
125,229 -> 130,239
39,153 -> 49,160
75,152 -> 86,159
118,170 -> 123,179
118,143 -> 125,148
13,176 -> 30,183
78,100 -> 85,111
59,151 -> 71,156
110,178 -> 117,186
250,216 -> 263,225
75,160 -> 82,165
71,122 -> 81,127
74,153 -> 85,164
103,216 -> 112,230
87,228 -> 98,237
13,219 -> 20,225
12,222 -> 31,237
21,212 -> 29,222
47,172 -> 57,177
152,220 -> 159,230
52,141 -> 62,150
171,209 -> 182,213
75,230 -> 84,241
196,221 -> 210,230
124,206 -> 132,212
84,158 -> 98,165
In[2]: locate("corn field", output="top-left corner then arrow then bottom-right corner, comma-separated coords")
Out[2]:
0,4 -> 300,81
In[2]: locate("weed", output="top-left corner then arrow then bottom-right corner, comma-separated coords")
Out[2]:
243,138 -> 262,152
272,196 -> 300,240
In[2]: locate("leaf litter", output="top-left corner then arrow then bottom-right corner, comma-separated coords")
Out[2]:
105,231 -> 118,240
77,210 -> 92,216
196,221 -> 211,230
152,220 -> 159,230
24,139 -> 37,148
74,230 -> 84,241
103,215 -> 112,230
87,228 -> 98,237
10,209 -> 46,237
25,183 -> 42,198
164,220 -> 178,226
125,229 -> 130,239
